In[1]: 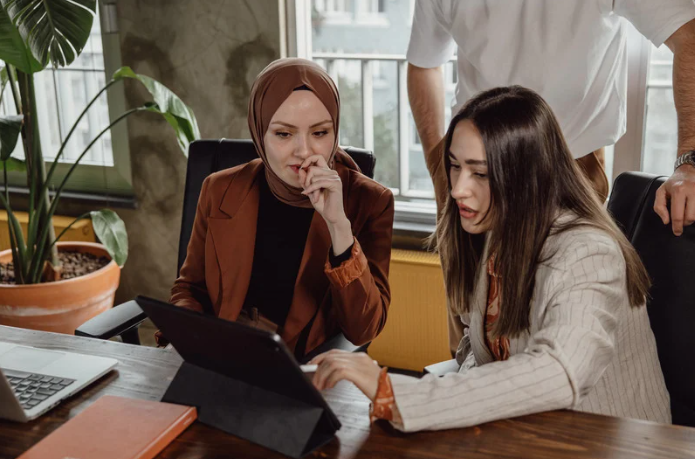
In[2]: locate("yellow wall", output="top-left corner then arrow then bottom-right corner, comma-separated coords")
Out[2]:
0,211 -> 96,252
368,249 -> 450,372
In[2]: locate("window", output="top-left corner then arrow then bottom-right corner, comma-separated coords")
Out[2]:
354,0 -> 389,26
0,5 -> 132,196
357,0 -> 386,16
312,0 -> 388,28
359,0 -> 386,14
612,23 -> 679,182
294,4 -> 681,228
307,0 -> 443,207
313,0 -> 354,26
315,0 -> 352,13
642,45 -> 677,176
296,0 -> 451,226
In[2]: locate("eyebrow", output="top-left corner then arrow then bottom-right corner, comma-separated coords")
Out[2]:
447,152 -> 487,166
270,120 -> 333,129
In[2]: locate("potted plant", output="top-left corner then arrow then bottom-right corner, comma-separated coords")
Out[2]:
0,0 -> 199,333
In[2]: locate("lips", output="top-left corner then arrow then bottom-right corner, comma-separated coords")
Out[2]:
457,203 -> 478,219
289,165 -> 301,174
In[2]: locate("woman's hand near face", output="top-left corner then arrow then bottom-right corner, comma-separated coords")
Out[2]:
309,350 -> 382,401
299,154 -> 344,223
299,155 -> 354,255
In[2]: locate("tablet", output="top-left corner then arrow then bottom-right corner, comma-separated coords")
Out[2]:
135,295 -> 340,433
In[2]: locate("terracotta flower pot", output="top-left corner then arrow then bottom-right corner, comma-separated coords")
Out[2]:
0,242 -> 120,334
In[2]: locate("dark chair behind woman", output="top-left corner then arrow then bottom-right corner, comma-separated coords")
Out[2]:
76,139 -> 376,361
608,171 -> 695,427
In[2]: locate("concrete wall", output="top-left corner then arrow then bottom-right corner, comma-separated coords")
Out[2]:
113,0 -> 282,303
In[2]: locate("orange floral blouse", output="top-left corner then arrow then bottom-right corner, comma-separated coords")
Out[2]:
484,257 -> 510,361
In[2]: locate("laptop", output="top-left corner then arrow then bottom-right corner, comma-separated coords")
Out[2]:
0,342 -> 117,422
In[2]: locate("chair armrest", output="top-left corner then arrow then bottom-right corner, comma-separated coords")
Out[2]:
423,359 -> 459,376
75,300 -> 148,343
299,333 -> 369,364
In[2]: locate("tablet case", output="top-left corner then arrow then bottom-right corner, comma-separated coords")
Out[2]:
136,295 -> 340,458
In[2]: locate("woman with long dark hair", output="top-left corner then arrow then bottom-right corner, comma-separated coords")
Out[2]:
310,86 -> 670,431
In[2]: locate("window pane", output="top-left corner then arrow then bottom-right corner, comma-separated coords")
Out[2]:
372,61 -> 398,188
407,112 -> 433,194
34,72 -> 62,152
49,69 -> 112,166
642,45 -> 677,176
312,0 -> 409,54
0,8 -> 113,168
316,58 -> 363,147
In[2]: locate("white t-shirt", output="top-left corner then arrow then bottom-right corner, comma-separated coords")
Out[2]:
407,0 -> 695,158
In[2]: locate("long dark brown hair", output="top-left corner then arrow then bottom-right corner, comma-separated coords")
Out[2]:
435,86 -> 650,338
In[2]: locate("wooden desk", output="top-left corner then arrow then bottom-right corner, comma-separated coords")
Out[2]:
1,325 -> 694,459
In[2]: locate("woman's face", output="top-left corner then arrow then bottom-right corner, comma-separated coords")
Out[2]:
264,90 -> 335,187
449,120 -> 492,234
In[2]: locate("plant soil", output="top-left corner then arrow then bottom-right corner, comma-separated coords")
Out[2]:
0,251 -> 110,285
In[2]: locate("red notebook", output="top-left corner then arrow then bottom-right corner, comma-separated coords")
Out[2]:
18,395 -> 197,459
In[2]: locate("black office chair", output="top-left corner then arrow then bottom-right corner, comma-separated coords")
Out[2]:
607,171 -> 695,427
76,139 -> 377,362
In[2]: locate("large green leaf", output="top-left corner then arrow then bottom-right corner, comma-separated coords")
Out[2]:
0,113 -> 22,159
1,0 -> 96,68
0,6 -> 42,73
113,66 -> 200,155
0,155 -> 24,171
90,209 -> 128,267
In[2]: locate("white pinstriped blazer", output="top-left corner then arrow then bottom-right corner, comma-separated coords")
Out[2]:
390,221 -> 671,432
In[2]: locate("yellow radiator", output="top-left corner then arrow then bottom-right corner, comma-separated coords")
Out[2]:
368,249 -> 450,372
0,210 -> 96,252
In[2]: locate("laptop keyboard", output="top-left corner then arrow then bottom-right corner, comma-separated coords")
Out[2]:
3,369 -> 75,410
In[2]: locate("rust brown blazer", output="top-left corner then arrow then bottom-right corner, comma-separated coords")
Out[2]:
171,159 -> 394,355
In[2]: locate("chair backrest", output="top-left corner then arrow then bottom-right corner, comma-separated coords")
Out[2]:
607,171 -> 695,427
177,139 -> 376,273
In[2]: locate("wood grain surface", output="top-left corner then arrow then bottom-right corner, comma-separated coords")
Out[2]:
1,325 -> 694,459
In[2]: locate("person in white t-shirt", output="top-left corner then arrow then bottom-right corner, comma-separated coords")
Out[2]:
408,0 -> 695,233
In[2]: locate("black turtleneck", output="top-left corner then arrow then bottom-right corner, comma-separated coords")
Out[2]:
243,176 -> 352,330
243,176 -> 314,327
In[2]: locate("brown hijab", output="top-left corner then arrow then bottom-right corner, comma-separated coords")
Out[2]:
248,58 -> 359,208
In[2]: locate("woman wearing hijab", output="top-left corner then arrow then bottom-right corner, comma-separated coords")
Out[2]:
170,58 -> 395,358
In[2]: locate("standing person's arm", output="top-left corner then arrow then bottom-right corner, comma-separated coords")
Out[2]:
654,18 -> 695,235
612,1 -> 695,235
408,64 -> 446,165
406,0 -> 455,182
